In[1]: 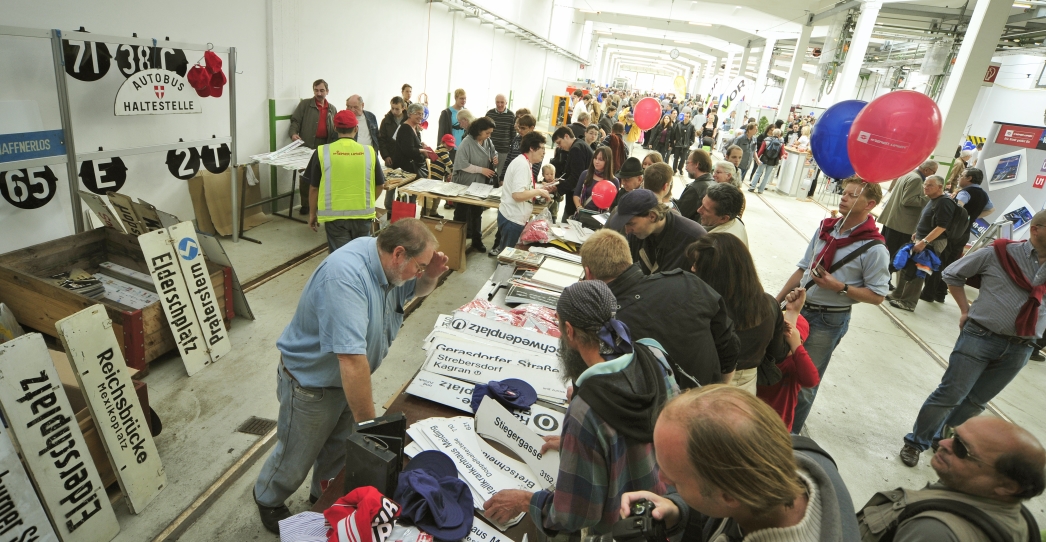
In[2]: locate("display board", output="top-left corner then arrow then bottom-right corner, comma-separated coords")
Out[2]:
0,26 -> 237,254
975,121 -> 1046,241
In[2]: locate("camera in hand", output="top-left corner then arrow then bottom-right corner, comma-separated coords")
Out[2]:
612,499 -> 668,542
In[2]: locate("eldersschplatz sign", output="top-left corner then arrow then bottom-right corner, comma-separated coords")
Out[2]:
114,68 -> 201,116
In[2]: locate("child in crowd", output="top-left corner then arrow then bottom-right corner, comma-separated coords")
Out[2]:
424,134 -> 455,217
756,288 -> 820,432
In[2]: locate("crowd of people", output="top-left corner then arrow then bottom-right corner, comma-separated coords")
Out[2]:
269,79 -> 1046,541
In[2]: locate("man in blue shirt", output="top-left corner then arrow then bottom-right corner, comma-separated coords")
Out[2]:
254,219 -> 448,533
775,177 -> 890,434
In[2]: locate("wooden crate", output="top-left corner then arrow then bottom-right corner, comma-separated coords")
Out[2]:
0,228 -> 233,373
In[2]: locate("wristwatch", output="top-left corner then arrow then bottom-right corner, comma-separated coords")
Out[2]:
839,284 -> 849,296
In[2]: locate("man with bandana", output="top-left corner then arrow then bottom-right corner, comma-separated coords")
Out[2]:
482,281 -> 680,538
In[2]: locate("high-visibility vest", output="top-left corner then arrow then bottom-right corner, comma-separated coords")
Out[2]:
316,138 -> 377,222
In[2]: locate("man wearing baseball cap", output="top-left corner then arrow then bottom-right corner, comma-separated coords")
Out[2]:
482,281 -> 680,538
609,157 -> 644,212
301,109 -> 386,253
606,188 -> 706,274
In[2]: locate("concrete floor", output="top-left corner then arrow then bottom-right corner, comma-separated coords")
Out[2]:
118,161 -> 1046,541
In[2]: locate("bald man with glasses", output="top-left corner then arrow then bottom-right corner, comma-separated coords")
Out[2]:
863,417 -> 1044,540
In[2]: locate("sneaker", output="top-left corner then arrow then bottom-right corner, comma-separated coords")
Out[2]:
747,188 -> 755,193
488,247 -> 500,257
900,444 -> 921,467
1031,350 -> 1046,362
756,190 -> 764,194
256,497 -> 291,534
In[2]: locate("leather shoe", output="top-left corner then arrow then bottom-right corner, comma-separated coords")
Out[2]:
900,444 -> 920,467
472,243 -> 487,253
255,495 -> 291,534
1031,350 -> 1046,362
298,206 -> 309,215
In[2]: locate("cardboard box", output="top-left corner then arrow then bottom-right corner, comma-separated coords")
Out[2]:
421,216 -> 466,272
189,163 -> 272,236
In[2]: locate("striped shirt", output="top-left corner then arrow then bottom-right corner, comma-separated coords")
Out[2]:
428,144 -> 453,181
486,108 -> 517,153
529,345 -> 679,538
942,240 -> 1046,338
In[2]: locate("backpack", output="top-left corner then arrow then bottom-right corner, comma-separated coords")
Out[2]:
945,201 -> 970,245
762,137 -> 783,162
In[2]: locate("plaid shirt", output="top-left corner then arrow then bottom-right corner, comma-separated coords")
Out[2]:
529,343 -> 679,538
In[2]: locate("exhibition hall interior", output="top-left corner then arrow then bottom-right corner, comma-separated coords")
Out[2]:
3,0 -> 1046,540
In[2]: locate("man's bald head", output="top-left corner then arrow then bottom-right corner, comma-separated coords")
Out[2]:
934,417 -> 1046,502
918,160 -> 939,176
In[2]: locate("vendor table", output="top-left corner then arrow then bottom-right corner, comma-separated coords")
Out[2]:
384,172 -> 418,190
398,186 -> 547,213
310,389 -> 544,542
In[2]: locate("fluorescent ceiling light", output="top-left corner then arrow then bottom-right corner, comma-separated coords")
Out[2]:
1013,2 -> 1031,6
581,9 -> 599,13
596,30 -> 612,35
675,40 -> 691,44
690,22 -> 712,26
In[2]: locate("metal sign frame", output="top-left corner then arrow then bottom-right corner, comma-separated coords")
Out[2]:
0,25 -> 242,242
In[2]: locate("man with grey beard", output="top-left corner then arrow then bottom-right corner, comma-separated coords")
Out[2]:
483,281 -> 680,539
254,219 -> 448,533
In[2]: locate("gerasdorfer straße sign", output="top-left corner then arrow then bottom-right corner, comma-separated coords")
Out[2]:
138,229 -> 211,376
0,334 -> 119,542
55,306 -> 167,514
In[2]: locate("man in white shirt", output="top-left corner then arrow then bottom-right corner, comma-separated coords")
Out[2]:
572,93 -> 592,124
697,183 -> 748,246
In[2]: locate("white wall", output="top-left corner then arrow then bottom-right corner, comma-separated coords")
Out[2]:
0,0 -> 270,254
0,0 -> 585,253
964,54 -> 1046,140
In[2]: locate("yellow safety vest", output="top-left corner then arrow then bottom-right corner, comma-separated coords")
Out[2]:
316,138 -> 376,223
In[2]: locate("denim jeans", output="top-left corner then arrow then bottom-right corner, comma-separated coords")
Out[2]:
496,212 -> 526,254
904,321 -> 1032,451
255,367 -> 356,507
750,163 -> 776,192
791,307 -> 852,434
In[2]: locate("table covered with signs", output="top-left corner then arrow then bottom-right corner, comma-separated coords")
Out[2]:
399,179 -> 546,213
312,245 -> 591,542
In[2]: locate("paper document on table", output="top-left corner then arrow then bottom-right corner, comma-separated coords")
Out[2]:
406,179 -> 447,193
464,182 -> 494,199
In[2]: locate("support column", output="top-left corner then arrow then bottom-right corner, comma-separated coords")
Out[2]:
829,1 -> 880,104
725,51 -> 736,79
753,38 -> 776,107
738,44 -> 752,80
776,23 -> 813,122
932,0 -> 1010,160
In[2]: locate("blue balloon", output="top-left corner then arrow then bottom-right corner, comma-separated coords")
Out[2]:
810,100 -> 867,180
962,140 -> 976,151
423,106 -> 430,122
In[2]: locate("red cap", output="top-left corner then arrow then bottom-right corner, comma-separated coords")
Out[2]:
203,50 -> 223,75
186,65 -> 209,91
441,134 -> 456,149
334,110 -> 358,129
208,70 -> 227,97
324,487 -> 399,542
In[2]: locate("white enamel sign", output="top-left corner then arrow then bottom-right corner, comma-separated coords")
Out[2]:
421,334 -> 566,402
433,312 -> 559,357
55,306 -> 167,514
138,228 -> 212,375
0,424 -> 60,542
167,222 -> 230,362
77,191 -> 125,233
474,397 -> 559,491
113,69 -> 202,116
0,334 -> 119,542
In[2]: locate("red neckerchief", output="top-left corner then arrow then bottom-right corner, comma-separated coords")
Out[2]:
992,239 -> 1046,336
814,215 -> 885,269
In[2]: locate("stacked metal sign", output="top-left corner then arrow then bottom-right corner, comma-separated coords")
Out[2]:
0,305 -> 168,542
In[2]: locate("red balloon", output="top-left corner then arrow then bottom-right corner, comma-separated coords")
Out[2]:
633,97 -> 662,131
591,180 -> 618,210
846,90 -> 942,183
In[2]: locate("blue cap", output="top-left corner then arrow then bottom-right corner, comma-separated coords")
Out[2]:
470,378 -> 538,413
395,451 -> 474,542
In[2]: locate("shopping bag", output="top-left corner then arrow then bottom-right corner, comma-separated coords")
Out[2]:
344,412 -> 407,496
391,194 -> 418,223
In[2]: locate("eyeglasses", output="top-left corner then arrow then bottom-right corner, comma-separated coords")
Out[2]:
942,425 -> 990,466
410,256 -> 427,275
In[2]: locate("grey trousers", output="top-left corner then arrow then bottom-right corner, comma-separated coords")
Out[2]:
324,219 -> 372,253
